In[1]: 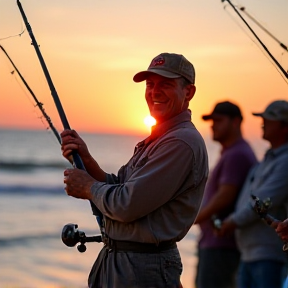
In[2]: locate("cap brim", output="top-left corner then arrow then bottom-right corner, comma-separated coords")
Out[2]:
252,112 -> 263,117
202,114 -> 213,121
252,112 -> 281,121
133,69 -> 181,83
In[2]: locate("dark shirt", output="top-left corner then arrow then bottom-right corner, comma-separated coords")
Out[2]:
199,138 -> 257,249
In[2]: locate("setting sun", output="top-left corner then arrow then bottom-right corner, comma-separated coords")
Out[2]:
144,115 -> 156,128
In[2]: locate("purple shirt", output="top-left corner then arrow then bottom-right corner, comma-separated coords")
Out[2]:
199,138 -> 258,249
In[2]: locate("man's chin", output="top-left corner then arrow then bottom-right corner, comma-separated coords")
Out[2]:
150,113 -> 163,122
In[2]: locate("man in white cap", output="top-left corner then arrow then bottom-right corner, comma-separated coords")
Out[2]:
60,53 -> 208,288
220,100 -> 288,288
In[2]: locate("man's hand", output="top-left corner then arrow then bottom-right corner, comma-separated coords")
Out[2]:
272,219 -> 288,242
64,168 -> 95,200
61,129 -> 91,161
217,218 -> 237,237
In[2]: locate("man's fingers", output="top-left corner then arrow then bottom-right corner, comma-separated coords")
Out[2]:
64,169 -> 71,176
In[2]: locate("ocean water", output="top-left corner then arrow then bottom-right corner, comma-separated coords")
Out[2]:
0,129 -> 204,288
0,128 -> 268,288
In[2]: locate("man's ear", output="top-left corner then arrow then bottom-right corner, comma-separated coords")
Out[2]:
232,117 -> 242,127
185,84 -> 196,101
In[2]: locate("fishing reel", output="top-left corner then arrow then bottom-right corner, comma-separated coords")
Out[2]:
61,223 -> 102,253
251,194 -> 275,224
251,195 -> 288,252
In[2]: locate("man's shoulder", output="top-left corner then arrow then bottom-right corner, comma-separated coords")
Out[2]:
218,141 -> 257,172
165,123 -> 206,147
225,139 -> 255,158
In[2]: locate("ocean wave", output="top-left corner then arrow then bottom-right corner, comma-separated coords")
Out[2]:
0,160 -> 70,171
0,229 -> 102,248
0,184 -> 64,195
0,233 -> 60,247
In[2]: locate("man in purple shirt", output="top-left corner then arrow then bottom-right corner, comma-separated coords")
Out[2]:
220,100 -> 288,288
195,101 -> 257,288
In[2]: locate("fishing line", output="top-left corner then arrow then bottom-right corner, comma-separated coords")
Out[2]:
223,3 -> 272,65
0,7 -> 53,132
223,3 -> 258,45
13,71 -> 47,127
0,20 -> 25,41
0,45 -> 62,144
0,29 -> 25,41
237,4 -> 288,83
222,0 -> 288,81
13,73 -> 59,138
223,4 -> 288,85
239,6 -> 288,52
1,55 -> 46,128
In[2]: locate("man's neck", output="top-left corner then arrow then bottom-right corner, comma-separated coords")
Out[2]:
221,135 -> 242,149
269,139 -> 288,149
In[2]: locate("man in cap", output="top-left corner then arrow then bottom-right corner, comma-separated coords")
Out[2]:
219,100 -> 288,288
61,52 -> 208,288
194,101 -> 257,288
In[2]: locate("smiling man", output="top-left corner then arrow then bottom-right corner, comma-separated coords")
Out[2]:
135,54 -> 196,124
61,52 -> 208,288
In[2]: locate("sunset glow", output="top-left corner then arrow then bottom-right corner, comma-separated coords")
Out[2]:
0,0 -> 287,140
144,115 -> 156,128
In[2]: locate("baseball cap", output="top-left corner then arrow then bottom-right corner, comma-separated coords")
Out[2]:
133,52 -> 195,84
252,100 -> 288,122
202,101 -> 243,121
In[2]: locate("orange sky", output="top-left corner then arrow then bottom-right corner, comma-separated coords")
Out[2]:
1,0 -> 288,140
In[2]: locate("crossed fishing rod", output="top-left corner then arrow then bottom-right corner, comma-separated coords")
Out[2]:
1,1 -> 105,250
1,45 -> 102,252
0,45 -> 61,144
222,0 -> 288,80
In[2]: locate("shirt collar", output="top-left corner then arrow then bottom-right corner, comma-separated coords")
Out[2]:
148,110 -> 192,143
265,142 -> 288,158
220,138 -> 245,154
135,110 -> 192,149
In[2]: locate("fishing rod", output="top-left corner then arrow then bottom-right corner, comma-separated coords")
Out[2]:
222,0 -> 288,79
251,195 -> 288,252
239,6 -> 288,52
0,45 -> 61,144
16,0 -> 104,235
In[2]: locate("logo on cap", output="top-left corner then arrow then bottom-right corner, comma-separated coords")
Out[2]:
151,56 -> 165,67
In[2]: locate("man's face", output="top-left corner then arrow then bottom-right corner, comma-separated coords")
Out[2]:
262,118 -> 283,141
211,115 -> 235,142
145,74 -> 193,123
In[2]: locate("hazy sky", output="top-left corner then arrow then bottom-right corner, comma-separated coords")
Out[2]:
1,0 -> 288,138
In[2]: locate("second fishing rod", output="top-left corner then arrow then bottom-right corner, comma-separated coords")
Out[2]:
16,0 -> 104,235
222,0 -> 288,80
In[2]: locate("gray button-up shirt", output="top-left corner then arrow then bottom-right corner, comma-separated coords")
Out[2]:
230,143 -> 288,262
91,110 -> 208,244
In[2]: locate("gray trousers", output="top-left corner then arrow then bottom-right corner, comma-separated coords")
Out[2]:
88,245 -> 183,288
